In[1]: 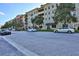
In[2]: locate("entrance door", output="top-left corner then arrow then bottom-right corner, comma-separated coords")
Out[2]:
62,24 -> 68,29
47,25 -> 50,29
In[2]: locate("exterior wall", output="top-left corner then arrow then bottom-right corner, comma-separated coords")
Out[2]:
75,3 -> 79,22
56,22 -> 74,29
15,15 -> 26,30
43,3 -> 57,29
56,22 -> 63,29
21,15 -> 26,29
0,24 -> 1,28
27,8 -> 39,28
26,3 -> 79,30
74,3 -> 79,29
73,22 -> 79,29
56,3 -> 79,29
26,3 -> 58,30
27,6 -> 44,29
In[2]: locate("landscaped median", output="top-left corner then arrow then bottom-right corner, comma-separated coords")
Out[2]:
75,30 -> 79,33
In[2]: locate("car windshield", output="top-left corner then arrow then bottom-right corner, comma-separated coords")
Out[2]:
2,29 -> 6,31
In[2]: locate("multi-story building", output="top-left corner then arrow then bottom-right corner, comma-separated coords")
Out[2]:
42,3 -> 59,29
75,3 -> 79,22
15,15 -> 26,30
26,3 -> 58,29
26,5 -> 44,29
63,3 -> 79,30
74,3 -> 79,29
5,3 -> 79,30
0,24 -> 2,28
2,14 -> 26,30
27,8 -> 39,28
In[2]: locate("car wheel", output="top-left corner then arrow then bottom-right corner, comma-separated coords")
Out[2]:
67,31 -> 72,33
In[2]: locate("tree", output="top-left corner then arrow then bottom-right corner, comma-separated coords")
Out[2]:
54,3 -> 77,26
1,21 -> 13,29
1,18 -> 23,29
32,15 -> 44,25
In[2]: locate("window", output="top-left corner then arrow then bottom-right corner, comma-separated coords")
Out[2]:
48,6 -> 50,9
45,18 -> 47,20
56,4 -> 58,8
31,18 -> 33,20
48,12 -> 50,14
45,8 -> 47,10
52,5 -> 54,8
52,16 -> 54,19
62,24 -> 68,29
73,13 -> 76,16
52,24 -> 56,28
34,12 -> 35,14
39,26 -> 42,28
45,13 -> 47,15
31,14 -> 33,16
49,17 -> 50,20
52,11 -> 54,13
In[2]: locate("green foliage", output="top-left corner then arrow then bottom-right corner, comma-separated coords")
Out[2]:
75,30 -> 79,33
54,3 -> 77,24
1,19 -> 23,29
1,22 -> 13,29
25,14 -> 27,23
32,16 -> 44,25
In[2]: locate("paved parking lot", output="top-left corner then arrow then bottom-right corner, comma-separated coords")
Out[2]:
4,31 -> 79,56
0,36 -> 24,56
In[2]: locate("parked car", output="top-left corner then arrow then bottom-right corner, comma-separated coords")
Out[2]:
54,28 -> 75,33
0,29 -> 11,35
27,28 -> 37,32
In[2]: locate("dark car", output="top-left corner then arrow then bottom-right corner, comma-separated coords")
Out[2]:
0,29 -> 11,35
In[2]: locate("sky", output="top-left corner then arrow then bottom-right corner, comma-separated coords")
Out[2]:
0,3 -> 42,25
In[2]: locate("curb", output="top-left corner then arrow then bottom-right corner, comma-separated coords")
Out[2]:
1,36 -> 38,56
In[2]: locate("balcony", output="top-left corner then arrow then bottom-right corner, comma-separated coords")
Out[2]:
38,8 -> 44,12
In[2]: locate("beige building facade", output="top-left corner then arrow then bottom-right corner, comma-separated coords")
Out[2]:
27,5 -> 44,29
26,3 -> 58,29
13,15 -> 26,30
26,3 -> 79,30
42,3 -> 58,29
27,8 -> 39,27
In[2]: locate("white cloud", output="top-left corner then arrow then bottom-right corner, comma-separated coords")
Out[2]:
0,11 -> 5,16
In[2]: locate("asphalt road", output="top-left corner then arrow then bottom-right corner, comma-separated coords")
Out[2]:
4,31 -> 79,56
0,36 -> 24,56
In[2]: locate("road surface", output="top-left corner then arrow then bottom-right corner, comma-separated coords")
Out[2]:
0,36 -> 24,56
3,31 -> 79,56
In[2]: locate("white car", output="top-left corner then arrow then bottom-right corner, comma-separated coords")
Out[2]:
27,28 -> 37,32
54,28 -> 75,33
